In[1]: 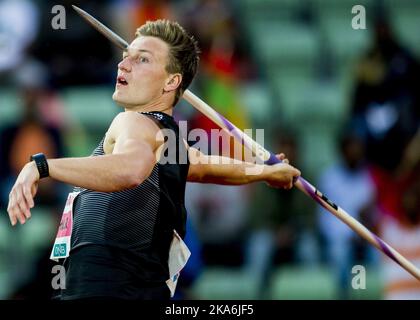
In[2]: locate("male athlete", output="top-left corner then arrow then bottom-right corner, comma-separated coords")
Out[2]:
7,20 -> 301,300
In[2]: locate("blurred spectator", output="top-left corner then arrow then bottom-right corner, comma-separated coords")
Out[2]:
244,130 -> 313,299
111,0 -> 176,43
380,166 -> 420,300
31,0 -> 116,87
185,181 -> 249,267
395,127 -> 420,179
0,0 -> 39,81
317,131 -> 378,299
350,14 -> 420,300
181,0 -> 256,163
182,0 -> 256,103
0,58 -> 66,209
181,0 -> 232,57
130,0 -> 174,33
0,57 -> 68,299
351,16 -> 420,173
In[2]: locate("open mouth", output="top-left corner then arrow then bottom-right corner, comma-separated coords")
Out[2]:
117,76 -> 128,86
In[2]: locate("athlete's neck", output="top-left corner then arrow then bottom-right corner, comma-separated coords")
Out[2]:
124,100 -> 173,116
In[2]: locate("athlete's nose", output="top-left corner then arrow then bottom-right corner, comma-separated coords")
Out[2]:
118,56 -> 131,73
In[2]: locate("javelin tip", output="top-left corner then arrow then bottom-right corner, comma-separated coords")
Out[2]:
71,4 -> 129,50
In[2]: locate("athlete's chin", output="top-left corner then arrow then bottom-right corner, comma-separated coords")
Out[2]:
112,91 -> 129,106
113,93 -> 142,110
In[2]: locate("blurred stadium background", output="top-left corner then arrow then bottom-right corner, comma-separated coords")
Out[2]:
0,0 -> 419,300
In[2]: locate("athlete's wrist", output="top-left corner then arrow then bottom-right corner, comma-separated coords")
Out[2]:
29,153 -> 49,179
26,161 -> 40,181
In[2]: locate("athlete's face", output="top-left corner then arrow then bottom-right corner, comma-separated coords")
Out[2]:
112,36 -> 173,108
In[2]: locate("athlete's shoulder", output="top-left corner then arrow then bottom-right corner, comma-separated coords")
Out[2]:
104,111 -> 161,152
112,111 -> 161,130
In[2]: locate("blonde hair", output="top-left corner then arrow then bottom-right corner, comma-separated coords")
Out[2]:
136,20 -> 200,106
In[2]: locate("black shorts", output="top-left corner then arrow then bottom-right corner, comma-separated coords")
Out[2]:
58,244 -> 171,300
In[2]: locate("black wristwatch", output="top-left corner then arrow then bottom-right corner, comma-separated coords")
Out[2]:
30,153 -> 49,179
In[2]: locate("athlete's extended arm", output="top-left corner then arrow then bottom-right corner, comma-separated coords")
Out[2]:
187,146 -> 301,188
7,112 -> 159,226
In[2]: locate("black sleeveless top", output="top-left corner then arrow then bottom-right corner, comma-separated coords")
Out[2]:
60,111 -> 189,300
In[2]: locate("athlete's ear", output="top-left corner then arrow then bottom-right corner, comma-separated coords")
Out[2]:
164,74 -> 182,93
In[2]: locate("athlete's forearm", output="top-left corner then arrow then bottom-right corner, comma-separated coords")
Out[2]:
189,155 -> 267,185
46,153 -> 152,192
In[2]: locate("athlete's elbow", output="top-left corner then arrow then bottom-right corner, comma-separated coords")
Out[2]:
118,168 -> 145,189
122,156 -> 154,189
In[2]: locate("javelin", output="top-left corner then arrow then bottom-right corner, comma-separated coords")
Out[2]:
72,5 -> 420,281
